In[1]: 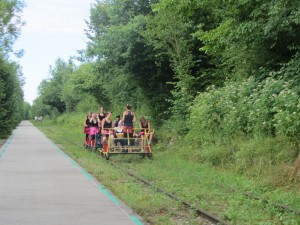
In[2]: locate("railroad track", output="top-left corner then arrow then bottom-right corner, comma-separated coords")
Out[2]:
44,128 -> 300,224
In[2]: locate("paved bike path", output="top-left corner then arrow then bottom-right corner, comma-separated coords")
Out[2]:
0,121 -> 142,225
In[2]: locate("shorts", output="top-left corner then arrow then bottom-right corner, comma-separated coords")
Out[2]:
102,129 -> 113,137
83,127 -> 90,134
123,126 -> 134,134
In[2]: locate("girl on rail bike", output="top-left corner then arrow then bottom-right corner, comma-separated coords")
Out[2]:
98,107 -> 106,123
89,113 -> 100,150
83,112 -> 92,148
139,117 -> 153,152
122,104 -> 136,148
102,111 -> 114,152
139,116 -> 151,140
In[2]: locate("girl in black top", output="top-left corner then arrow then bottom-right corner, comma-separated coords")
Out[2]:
98,107 -> 106,134
89,113 -> 99,148
102,111 -> 113,147
83,112 -> 92,147
139,116 -> 150,136
98,107 -> 106,121
139,116 -> 152,150
122,104 -> 136,131
122,104 -> 136,146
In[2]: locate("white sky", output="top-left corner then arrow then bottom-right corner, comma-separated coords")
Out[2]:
14,0 -> 95,104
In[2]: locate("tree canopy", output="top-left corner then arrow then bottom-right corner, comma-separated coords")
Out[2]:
0,0 -> 24,138
32,0 -> 300,138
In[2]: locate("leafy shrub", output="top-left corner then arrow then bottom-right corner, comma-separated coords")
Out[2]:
273,81 -> 300,137
188,76 -> 300,144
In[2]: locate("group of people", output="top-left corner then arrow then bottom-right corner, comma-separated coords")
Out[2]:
34,115 -> 43,122
83,104 -> 152,151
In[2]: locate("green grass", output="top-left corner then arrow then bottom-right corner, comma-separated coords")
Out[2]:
33,114 -> 300,225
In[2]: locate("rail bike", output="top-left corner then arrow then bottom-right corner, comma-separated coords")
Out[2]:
98,128 -> 154,160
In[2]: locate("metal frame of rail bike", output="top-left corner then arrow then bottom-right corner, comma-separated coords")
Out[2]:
99,128 -> 154,160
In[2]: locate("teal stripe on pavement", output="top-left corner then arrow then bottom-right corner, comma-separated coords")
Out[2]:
130,216 -> 144,225
97,185 -> 120,205
0,131 -> 15,158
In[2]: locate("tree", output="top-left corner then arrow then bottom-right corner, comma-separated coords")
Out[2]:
0,0 -> 24,137
69,62 -> 110,107
141,0 -> 217,131
0,0 -> 24,57
31,96 -> 53,118
0,57 -> 24,137
85,0 -> 173,123
38,58 -> 76,114
197,0 -> 300,80
23,102 -> 31,120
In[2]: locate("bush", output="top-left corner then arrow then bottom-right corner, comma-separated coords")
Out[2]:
273,81 -> 300,137
188,76 -> 300,144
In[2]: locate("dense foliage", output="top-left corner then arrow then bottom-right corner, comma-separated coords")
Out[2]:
33,0 -> 300,171
188,77 -> 300,143
0,0 -> 25,138
186,0 -> 300,140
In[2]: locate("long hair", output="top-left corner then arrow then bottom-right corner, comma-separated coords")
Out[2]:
86,111 -> 92,119
90,113 -> 98,123
126,104 -> 132,110
140,116 -> 147,125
